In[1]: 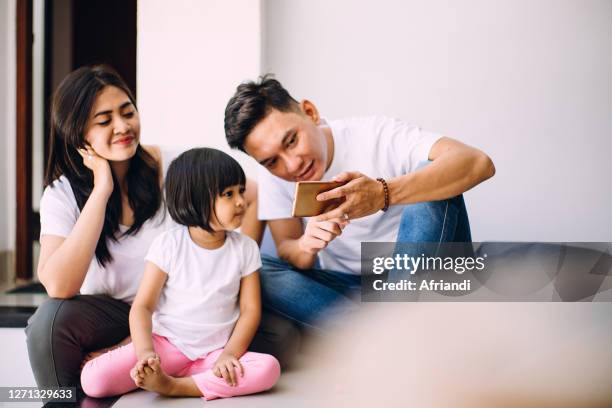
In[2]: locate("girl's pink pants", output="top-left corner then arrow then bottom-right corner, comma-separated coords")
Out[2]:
80,334 -> 281,401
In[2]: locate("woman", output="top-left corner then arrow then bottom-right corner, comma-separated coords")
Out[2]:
25,65 -> 298,401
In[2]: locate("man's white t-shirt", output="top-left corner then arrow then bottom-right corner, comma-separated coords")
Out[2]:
39,148 -> 181,303
257,116 -> 442,275
145,227 -> 261,360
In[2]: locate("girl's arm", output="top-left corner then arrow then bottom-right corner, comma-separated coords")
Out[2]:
223,271 -> 262,358
129,261 -> 167,361
213,271 -> 261,386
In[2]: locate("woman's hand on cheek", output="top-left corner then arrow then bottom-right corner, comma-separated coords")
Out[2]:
77,146 -> 114,197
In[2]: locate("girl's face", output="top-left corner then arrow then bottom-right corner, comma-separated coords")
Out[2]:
83,85 -> 140,161
210,184 -> 247,231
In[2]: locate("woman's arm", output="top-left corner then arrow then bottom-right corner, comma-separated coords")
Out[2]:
129,261 -> 167,361
38,191 -> 110,298
38,148 -> 114,298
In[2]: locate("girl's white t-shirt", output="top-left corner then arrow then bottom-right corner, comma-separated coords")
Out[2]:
145,227 -> 261,360
39,148 -> 181,303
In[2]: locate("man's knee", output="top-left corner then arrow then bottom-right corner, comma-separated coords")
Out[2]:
259,256 -> 303,294
251,311 -> 301,368
402,195 -> 461,219
261,255 -> 293,274
398,195 -> 467,242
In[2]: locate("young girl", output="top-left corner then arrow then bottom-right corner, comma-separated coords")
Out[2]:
80,148 -> 281,401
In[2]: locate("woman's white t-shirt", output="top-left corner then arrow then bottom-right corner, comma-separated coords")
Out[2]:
39,148 -> 181,303
145,227 -> 261,360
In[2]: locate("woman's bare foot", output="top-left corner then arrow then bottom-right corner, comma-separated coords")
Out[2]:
139,357 -> 202,397
80,348 -> 109,369
81,336 -> 131,369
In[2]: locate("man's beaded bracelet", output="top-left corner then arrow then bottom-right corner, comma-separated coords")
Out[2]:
376,177 -> 390,212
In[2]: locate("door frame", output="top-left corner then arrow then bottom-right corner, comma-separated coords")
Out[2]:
15,0 -> 33,281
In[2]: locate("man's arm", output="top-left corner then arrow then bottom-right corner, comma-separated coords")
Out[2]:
268,218 -> 317,270
317,137 -> 495,220
388,137 -> 495,205
268,217 -> 348,270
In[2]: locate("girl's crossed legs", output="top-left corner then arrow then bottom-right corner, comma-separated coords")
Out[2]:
81,334 -> 280,401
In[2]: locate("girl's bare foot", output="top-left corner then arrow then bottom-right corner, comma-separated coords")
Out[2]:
140,357 -> 202,397
139,357 -> 174,395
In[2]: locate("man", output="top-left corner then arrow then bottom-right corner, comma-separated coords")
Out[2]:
224,75 -> 495,332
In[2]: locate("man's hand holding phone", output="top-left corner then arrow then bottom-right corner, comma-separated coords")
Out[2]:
316,171 -> 386,222
292,180 -> 351,254
298,216 -> 349,254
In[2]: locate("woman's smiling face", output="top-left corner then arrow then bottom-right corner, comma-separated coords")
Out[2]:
83,85 -> 141,161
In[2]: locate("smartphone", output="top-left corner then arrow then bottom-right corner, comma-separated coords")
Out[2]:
291,181 -> 346,217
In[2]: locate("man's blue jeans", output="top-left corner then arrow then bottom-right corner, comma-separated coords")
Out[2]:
260,194 -> 472,334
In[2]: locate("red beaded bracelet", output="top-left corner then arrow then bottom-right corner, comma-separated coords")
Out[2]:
376,178 -> 389,212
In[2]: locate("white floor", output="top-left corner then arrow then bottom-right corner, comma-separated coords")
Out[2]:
0,328 -> 314,408
0,328 -> 39,408
3,303 -> 612,407
113,367 -> 313,408
0,282 -> 314,407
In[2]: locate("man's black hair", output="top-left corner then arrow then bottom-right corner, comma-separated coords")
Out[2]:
165,148 -> 246,231
224,74 -> 299,152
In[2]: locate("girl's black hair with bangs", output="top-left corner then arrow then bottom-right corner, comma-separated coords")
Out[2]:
165,148 -> 246,231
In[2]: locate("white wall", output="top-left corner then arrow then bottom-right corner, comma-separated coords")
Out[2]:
137,0 -> 262,177
263,0 -> 612,242
32,0 -> 45,210
0,0 -> 16,253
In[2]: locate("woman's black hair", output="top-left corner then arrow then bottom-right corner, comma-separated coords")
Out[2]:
44,65 -> 162,266
165,148 -> 246,231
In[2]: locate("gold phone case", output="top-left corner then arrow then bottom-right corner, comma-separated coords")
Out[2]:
291,181 -> 346,217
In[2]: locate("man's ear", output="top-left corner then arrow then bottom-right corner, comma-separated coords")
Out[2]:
299,99 -> 320,125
